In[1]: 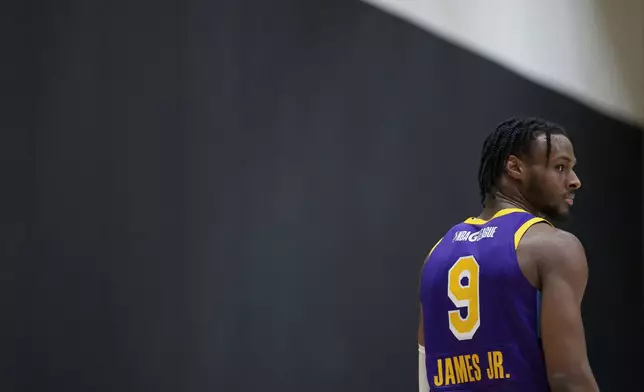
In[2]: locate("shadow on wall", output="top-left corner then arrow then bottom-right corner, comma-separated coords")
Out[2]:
593,0 -> 644,128
593,0 -> 644,311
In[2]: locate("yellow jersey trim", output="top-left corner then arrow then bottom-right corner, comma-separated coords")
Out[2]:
463,208 -> 526,225
424,237 -> 443,260
513,217 -> 552,249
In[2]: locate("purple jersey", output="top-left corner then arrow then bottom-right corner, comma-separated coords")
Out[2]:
420,208 -> 551,391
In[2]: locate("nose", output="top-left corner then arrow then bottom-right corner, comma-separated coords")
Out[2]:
568,170 -> 581,190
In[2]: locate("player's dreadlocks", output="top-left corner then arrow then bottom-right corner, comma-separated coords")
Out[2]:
478,117 -> 567,206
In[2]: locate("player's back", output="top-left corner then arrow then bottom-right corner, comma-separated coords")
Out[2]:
419,208 -> 550,391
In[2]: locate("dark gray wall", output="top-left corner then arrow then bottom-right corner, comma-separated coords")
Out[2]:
9,0 -> 643,391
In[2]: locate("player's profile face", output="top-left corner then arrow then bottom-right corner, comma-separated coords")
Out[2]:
525,134 -> 581,221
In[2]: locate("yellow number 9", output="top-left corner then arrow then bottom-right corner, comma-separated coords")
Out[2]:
448,255 -> 480,340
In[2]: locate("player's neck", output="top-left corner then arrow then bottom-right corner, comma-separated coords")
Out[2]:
481,192 -> 539,219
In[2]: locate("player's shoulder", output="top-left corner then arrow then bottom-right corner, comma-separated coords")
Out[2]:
519,223 -> 587,272
521,224 -> 583,252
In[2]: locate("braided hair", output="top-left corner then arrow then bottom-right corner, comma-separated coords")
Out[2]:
478,117 -> 567,206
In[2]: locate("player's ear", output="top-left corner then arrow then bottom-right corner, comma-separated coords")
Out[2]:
505,155 -> 525,180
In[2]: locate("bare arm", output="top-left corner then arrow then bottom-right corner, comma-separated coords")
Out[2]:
418,239 -> 441,392
418,306 -> 430,392
533,229 -> 599,392
418,306 -> 425,347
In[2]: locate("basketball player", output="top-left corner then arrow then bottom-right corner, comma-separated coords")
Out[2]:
417,118 -> 599,391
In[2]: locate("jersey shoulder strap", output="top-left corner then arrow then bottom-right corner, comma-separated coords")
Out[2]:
513,216 -> 552,249
422,208 -> 553,264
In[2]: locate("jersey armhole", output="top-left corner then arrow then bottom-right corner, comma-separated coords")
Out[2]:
513,217 -> 552,250
513,216 -> 551,337
419,237 -> 443,301
420,237 -> 444,277
424,237 -> 443,261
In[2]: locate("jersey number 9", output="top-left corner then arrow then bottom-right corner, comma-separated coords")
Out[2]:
448,255 -> 481,340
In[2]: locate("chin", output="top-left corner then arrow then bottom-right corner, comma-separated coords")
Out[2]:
540,205 -> 570,223
549,207 -> 572,223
